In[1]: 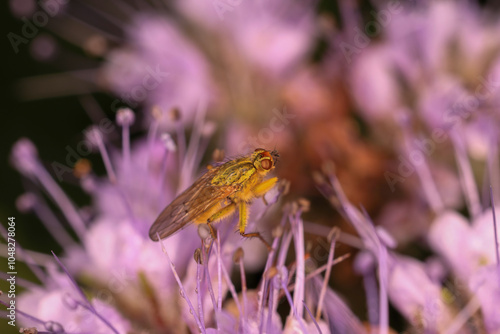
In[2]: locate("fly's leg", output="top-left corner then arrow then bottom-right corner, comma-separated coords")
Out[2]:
206,202 -> 237,239
238,201 -> 272,251
251,177 -> 278,205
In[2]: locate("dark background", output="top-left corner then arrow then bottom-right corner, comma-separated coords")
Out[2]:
1,3 -> 109,332
2,19 -> 89,250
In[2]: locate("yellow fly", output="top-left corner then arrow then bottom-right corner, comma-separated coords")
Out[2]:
149,148 -> 279,246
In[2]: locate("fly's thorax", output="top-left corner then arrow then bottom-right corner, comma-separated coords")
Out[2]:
211,161 -> 256,187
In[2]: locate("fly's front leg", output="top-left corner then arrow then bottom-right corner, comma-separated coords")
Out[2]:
251,177 -> 278,205
238,201 -> 272,250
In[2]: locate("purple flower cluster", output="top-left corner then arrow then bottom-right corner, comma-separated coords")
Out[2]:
8,108 -> 362,333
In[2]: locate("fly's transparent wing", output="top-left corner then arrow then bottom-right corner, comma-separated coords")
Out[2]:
149,167 -> 238,241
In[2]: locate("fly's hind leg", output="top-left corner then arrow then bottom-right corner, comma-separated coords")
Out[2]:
238,201 -> 272,251
206,202 -> 237,239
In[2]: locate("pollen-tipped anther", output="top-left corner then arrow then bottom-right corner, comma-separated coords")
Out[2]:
116,108 -> 135,127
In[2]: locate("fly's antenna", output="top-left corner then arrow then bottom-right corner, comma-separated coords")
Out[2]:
271,147 -> 280,164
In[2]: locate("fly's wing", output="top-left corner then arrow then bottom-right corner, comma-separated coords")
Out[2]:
149,167 -> 238,241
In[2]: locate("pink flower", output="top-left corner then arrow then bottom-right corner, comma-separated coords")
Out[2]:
387,255 -> 454,332
177,0 -> 316,77
429,208 -> 500,284
102,15 -> 213,127
350,0 -> 500,146
17,268 -> 132,333
469,265 -> 500,333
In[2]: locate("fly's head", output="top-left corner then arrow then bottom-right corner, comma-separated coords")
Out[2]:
252,148 -> 278,175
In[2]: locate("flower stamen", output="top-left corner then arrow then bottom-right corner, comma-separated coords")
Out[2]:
116,107 -> 135,170
158,234 -> 206,334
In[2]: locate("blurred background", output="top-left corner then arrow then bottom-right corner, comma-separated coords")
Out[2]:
3,0 -> 500,332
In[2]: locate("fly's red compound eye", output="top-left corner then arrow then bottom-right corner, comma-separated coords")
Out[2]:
261,159 -> 272,170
